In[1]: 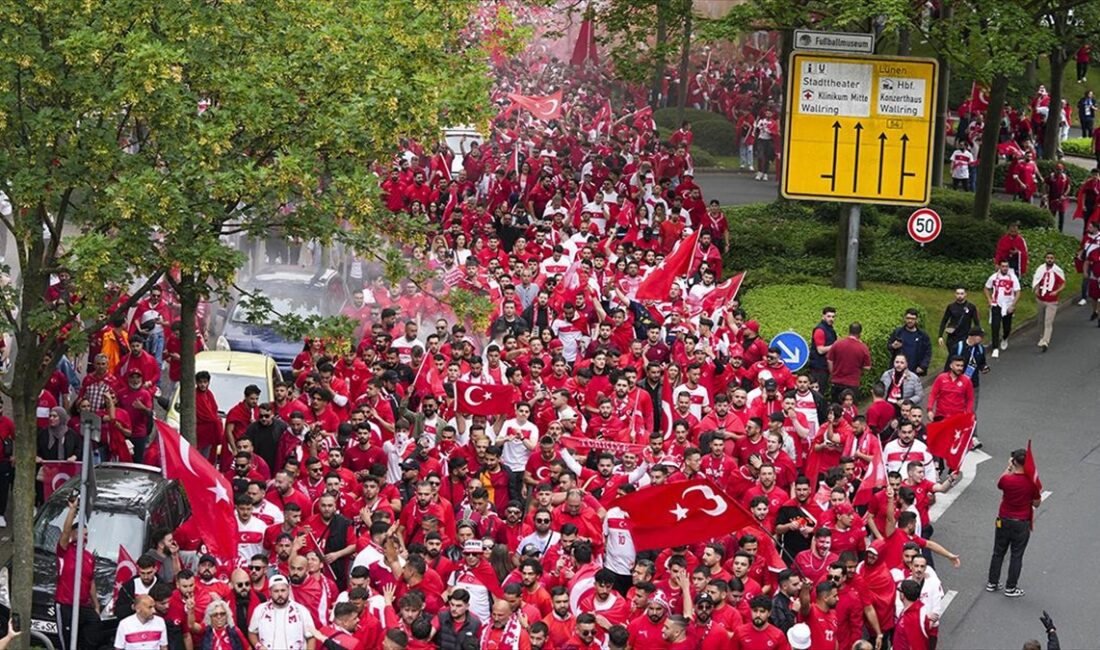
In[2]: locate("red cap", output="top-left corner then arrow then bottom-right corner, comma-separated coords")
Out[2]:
744,320 -> 760,333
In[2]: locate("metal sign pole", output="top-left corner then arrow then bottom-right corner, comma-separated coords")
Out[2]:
70,413 -> 100,650
845,204 -> 861,289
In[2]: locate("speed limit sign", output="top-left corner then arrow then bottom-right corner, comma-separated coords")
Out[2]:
907,208 -> 942,244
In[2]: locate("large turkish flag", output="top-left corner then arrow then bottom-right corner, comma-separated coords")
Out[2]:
926,412 -> 976,473
454,380 -> 514,417
607,478 -> 753,551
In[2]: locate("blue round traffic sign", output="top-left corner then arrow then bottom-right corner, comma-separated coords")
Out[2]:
768,332 -> 810,371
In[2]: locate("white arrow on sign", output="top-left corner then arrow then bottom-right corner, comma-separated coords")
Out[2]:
776,340 -> 801,364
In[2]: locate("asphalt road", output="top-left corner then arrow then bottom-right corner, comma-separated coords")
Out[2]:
932,302 -> 1100,649
695,170 -> 781,206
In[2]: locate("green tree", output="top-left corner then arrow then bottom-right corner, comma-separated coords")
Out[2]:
596,0 -> 693,108
0,1 -> 499,646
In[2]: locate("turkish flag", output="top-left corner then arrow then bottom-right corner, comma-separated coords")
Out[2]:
506,91 -> 563,122
113,544 -> 137,602
631,105 -> 654,131
701,272 -> 745,315
634,229 -> 700,301
454,380 -> 514,417
853,442 -> 887,507
41,460 -> 82,500
412,355 -> 445,399
570,17 -> 598,67
971,82 -> 990,115
607,478 -> 753,551
1024,439 -> 1042,492
926,412 -> 976,473
588,99 -> 612,135
154,420 -> 238,564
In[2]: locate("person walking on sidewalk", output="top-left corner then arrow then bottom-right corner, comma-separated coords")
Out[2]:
1032,252 -> 1066,351
938,288 -> 981,352
986,449 -> 1041,598
984,261 -> 1020,359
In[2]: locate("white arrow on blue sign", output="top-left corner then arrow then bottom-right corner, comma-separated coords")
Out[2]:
768,331 -> 810,372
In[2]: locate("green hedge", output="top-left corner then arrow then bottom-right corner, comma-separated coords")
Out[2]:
653,107 -> 729,129
1062,137 -> 1092,157
691,149 -> 716,168
691,119 -> 737,156
741,284 -> 917,398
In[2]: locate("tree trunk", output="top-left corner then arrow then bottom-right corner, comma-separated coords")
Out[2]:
898,27 -> 911,56
9,234 -> 52,650
650,4 -> 668,110
972,75 -> 1010,219
674,0 -> 692,126
931,4 -> 952,187
1043,47 -> 1068,160
776,29 -> 794,201
176,276 -> 200,445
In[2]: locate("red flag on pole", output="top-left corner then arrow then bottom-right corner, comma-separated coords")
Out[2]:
634,229 -> 701,301
454,380 -> 514,417
570,14 -> 599,67
853,442 -> 887,507
154,421 -> 238,564
506,91 -> 564,122
412,355 -> 445,399
41,460 -> 82,500
701,272 -> 745,315
970,82 -> 990,114
588,99 -> 612,135
925,412 -> 976,473
608,478 -> 754,551
113,545 -> 137,602
1024,439 -> 1042,492
631,106 -> 654,131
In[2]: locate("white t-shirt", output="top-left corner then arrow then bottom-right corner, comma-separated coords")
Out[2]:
236,516 -> 267,565
984,270 -> 1020,311
392,336 -> 423,366
114,614 -> 167,650
950,150 -> 974,179
602,506 -> 637,575
249,601 -> 316,650
672,383 -> 710,419
496,418 -> 540,472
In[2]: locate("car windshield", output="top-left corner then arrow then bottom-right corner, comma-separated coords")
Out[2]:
205,371 -> 270,409
444,132 -> 482,154
230,292 -> 323,324
33,502 -> 144,561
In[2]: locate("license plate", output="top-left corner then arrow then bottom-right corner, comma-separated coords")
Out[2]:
30,618 -> 57,634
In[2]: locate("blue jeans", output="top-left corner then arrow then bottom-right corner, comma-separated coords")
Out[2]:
145,329 -> 165,365
740,143 -> 754,169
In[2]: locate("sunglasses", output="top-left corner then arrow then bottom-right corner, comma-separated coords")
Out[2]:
233,582 -> 249,588
535,518 -> 551,524
249,566 -> 265,571
212,612 -> 228,617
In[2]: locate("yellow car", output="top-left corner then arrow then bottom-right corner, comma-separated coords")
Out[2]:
166,351 -> 282,427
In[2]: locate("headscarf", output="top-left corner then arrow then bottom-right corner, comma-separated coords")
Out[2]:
47,406 -> 70,458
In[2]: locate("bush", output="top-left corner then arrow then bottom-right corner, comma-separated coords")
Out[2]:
740,284 -> 917,397
1062,137 -> 1092,157
653,107 -> 729,130
691,119 -> 738,156
803,225 -> 877,258
690,149 -> 716,168
989,201 -> 1053,228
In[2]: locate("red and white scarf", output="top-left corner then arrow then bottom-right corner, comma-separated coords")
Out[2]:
479,614 -> 524,649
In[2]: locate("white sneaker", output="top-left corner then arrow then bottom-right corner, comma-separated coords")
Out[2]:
1000,339 -> 1008,351
0,516 -> 7,528
762,173 -> 768,181
1079,298 -> 1089,306
991,349 -> 1000,359
755,172 -> 763,181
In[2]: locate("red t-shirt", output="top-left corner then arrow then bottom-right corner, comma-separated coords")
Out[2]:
805,603 -> 839,649
731,622 -> 791,650
826,337 -> 871,387
56,542 -> 95,606
997,473 -> 1040,520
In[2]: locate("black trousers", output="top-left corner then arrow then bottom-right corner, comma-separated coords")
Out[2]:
990,306 -> 1014,348
56,603 -> 100,650
987,517 -> 1031,589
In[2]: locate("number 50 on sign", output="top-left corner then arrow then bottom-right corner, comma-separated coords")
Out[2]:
907,208 -> 941,244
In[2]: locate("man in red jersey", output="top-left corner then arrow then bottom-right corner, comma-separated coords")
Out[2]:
985,448 -> 1041,597
927,356 -> 974,420
732,595 -> 791,650
798,580 -> 839,649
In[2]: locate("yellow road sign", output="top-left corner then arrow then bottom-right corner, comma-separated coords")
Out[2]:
781,52 -> 939,206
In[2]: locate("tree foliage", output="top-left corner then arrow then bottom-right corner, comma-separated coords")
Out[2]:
0,1 -> 499,646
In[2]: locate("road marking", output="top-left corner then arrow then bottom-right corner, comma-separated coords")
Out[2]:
941,589 -> 958,613
929,449 -> 991,523
1041,490 -> 1052,502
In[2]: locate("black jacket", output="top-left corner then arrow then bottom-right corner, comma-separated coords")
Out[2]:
435,611 -> 481,650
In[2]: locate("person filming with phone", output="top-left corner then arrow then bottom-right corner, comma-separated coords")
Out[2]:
56,490 -> 100,650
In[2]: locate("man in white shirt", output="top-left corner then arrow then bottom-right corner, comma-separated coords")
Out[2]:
672,364 -> 711,419
949,145 -> 975,191
249,575 -> 316,650
392,321 -> 423,366
983,260 -> 1020,358
1032,252 -> 1065,350
234,495 -> 267,566
495,402 -> 540,498
114,595 -> 167,650
517,508 -> 561,557
883,422 -> 937,482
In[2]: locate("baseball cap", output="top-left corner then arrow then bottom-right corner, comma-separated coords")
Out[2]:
198,554 -> 217,566
834,503 -> 855,516
763,378 -> 778,390
400,458 -> 421,472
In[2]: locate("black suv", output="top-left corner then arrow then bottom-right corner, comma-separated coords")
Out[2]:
0,462 -> 191,648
